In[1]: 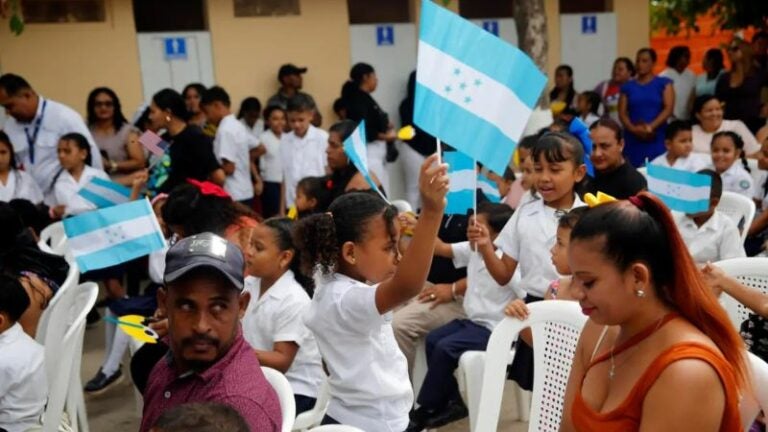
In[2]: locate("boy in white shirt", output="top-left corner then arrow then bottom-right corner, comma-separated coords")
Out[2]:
651,120 -> 709,172
279,95 -> 328,211
201,86 -> 258,206
0,275 -> 47,432
674,169 -> 746,264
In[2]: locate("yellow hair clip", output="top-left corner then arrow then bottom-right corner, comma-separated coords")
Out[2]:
584,192 -> 617,208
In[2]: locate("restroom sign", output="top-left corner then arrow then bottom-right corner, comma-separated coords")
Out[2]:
581,16 -> 597,34
164,37 -> 187,60
482,20 -> 499,36
376,25 -> 394,46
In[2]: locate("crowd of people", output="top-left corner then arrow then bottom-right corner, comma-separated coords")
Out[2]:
1,32 -> 768,432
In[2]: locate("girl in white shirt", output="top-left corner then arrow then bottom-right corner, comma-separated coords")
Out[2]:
242,217 -> 324,415
255,106 -> 286,217
296,154 -> 448,431
0,132 -> 43,204
709,131 -> 754,199
48,132 -> 109,218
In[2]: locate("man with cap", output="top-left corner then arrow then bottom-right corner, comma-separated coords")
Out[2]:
267,63 -> 322,126
139,232 -> 281,432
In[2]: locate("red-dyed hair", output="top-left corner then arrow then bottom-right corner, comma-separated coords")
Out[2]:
571,192 -> 748,388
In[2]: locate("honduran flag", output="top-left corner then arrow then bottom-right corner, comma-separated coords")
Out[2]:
342,120 -> 388,202
414,0 -> 547,175
63,199 -> 166,272
647,164 -> 712,214
444,151 -> 475,215
477,174 -> 501,203
77,177 -> 132,209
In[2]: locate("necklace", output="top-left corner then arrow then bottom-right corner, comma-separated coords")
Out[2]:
608,313 -> 675,380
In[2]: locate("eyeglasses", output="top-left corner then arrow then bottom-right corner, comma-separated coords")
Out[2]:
94,101 -> 114,108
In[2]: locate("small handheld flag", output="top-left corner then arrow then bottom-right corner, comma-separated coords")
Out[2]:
343,120 -> 388,202
477,174 -> 501,203
139,131 -> 168,157
62,198 -> 167,272
444,151 -> 475,215
647,164 -> 712,213
104,315 -> 158,344
77,177 -> 132,209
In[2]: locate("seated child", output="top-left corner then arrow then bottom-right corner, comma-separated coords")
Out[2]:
674,169 -> 745,264
294,176 -> 332,218
710,131 -> 755,199
651,120 -> 709,171
0,274 -> 47,432
150,402 -> 249,432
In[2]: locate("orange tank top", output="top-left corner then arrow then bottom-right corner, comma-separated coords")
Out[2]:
571,342 -> 742,431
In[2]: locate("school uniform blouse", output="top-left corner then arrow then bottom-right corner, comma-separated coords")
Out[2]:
674,211 -> 746,264
649,152 -> 710,172
258,129 -> 283,184
0,323 -> 47,432
494,195 -> 585,298
304,273 -> 412,432
0,169 -> 43,204
691,120 -> 761,155
714,162 -> 755,199
51,165 -> 110,216
214,114 -> 258,201
242,272 -> 324,399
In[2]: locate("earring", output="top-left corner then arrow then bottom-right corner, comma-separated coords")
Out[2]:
635,289 -> 646,298
165,116 -> 171,122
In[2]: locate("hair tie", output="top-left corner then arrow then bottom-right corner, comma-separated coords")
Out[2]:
584,191 -> 617,208
628,195 -> 645,209
150,193 -> 168,207
187,179 -> 231,199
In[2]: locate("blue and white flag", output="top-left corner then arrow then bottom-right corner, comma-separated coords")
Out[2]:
477,174 -> 501,203
77,177 -> 132,209
343,120 -> 388,202
444,151 -> 476,215
63,199 -> 166,272
414,0 -> 547,175
647,164 -> 712,213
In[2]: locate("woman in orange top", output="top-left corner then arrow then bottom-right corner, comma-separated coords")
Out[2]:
560,192 -> 748,432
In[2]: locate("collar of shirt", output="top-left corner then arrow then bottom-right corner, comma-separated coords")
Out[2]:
0,322 -> 25,347
721,162 -> 746,178
519,193 -> 584,218
164,327 -> 248,383
247,271 -> 296,307
678,211 -> 723,233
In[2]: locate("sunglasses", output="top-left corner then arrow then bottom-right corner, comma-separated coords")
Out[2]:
94,100 -> 114,108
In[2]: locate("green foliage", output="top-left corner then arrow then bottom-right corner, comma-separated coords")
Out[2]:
651,0 -> 768,34
8,0 -> 24,35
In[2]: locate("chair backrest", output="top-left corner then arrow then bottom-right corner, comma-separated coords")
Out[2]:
38,221 -> 68,255
293,378 -> 330,431
36,261 -> 79,345
475,300 -> 588,432
715,257 -> 768,329
716,192 -> 756,243
42,282 -> 98,432
262,367 -> 296,432
746,159 -> 764,192
307,426 -> 365,432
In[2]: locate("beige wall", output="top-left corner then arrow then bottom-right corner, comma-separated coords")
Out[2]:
614,0 -> 650,58
0,0 -> 143,118
545,0 -> 561,80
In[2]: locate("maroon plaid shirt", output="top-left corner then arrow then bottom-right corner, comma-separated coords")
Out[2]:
139,330 -> 281,431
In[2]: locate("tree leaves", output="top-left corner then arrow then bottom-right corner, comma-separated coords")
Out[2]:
651,0 -> 768,35
7,0 -> 23,36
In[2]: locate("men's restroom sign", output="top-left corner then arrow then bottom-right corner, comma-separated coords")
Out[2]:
164,37 -> 187,60
376,25 -> 394,46
581,16 -> 597,34
482,20 -> 499,36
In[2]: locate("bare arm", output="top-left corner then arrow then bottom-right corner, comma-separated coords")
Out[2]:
433,238 -> 453,258
618,93 -> 633,130
748,210 -> 768,237
251,144 -> 266,159
703,263 -> 768,318
209,168 -> 227,185
221,159 -> 236,176
648,83 -> 675,131
254,341 -> 299,374
114,130 -> 147,173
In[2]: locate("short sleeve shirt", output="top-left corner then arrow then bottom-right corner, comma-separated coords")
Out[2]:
674,211 -> 746,264
279,125 -> 328,207
160,125 -> 220,193
214,114 -> 258,201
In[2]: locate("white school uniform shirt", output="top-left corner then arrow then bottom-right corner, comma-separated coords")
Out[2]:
692,120 -> 761,155
148,244 -> 169,285
3,97 -> 103,191
660,67 -> 696,120
258,129 -> 284,183
674,211 -> 746,264
650,152 -> 710,172
241,117 -> 265,139
304,273 -> 412,432
280,125 -> 328,207
0,323 -> 47,432
214,114 -> 258,201
0,169 -> 43,204
452,242 -> 525,331
713,162 -> 755,199
50,165 -> 110,216
495,195 -> 585,298
242,272 -> 324,398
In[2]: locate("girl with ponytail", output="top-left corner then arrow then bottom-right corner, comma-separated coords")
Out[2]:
710,130 -> 755,199
560,192 -> 747,432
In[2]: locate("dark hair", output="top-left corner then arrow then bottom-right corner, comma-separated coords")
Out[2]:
665,45 -> 691,68
200,86 -> 231,107
263,218 -> 314,296
294,192 -> 397,275
579,91 -> 601,115
60,132 -> 92,166
134,106 -> 152,132
753,31 -> 768,43
0,73 -> 32,96
533,132 -> 585,167
153,402 -> 249,432
0,202 -> 24,254
477,202 -> 513,234
558,206 -> 588,230
182,83 -> 207,99
502,166 -> 516,182
696,169 -> 723,201
550,65 -> 576,106
637,47 -> 658,63
86,87 -> 128,130
333,97 -> 346,115
703,48 -> 725,79
693,94 -> 720,117
712,131 -> 750,173
296,176 -> 333,215
614,57 -> 636,76
341,62 -> 376,99
263,105 -> 285,122
153,88 -> 191,122
286,93 -> 316,113
162,183 -> 256,237
328,119 -> 357,141
0,274 -> 30,322
665,119 -> 692,141
237,97 -> 261,119
518,135 -> 539,153
9,199 -> 49,236
570,192 -> 748,388
589,117 -> 623,141
0,131 -> 17,170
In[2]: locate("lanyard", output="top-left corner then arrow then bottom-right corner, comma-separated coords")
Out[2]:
24,99 -> 47,164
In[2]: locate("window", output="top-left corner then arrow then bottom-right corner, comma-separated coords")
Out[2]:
133,0 -> 207,32
21,0 -> 106,23
234,0 -> 300,17
459,0 -> 514,19
559,0 -> 611,14
347,0 -> 409,24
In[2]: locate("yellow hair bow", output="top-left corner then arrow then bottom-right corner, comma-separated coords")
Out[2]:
584,192 -> 617,208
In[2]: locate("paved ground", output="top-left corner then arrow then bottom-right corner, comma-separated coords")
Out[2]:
80,320 -> 528,432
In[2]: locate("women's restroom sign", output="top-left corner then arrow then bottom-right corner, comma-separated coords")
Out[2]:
377,25 -> 394,46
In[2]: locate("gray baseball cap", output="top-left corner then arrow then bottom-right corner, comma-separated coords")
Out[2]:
164,232 -> 245,291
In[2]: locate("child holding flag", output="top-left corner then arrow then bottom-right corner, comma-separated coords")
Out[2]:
48,132 -> 109,218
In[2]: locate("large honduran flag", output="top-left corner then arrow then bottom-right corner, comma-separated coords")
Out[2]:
414,0 -> 547,175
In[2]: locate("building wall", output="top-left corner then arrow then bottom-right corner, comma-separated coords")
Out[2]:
615,0 -> 651,59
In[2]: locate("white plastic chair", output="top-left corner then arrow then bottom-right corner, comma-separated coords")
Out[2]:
42,282 -> 98,432
715,257 -> 768,329
36,261 -> 79,345
262,367 -> 296,432
746,159 -> 765,192
474,301 -> 588,432
391,199 -> 413,213
307,426 -> 365,432
293,378 -> 330,431
717,191 -> 756,243
38,221 -> 68,255
128,339 -> 145,417
741,352 -> 768,432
